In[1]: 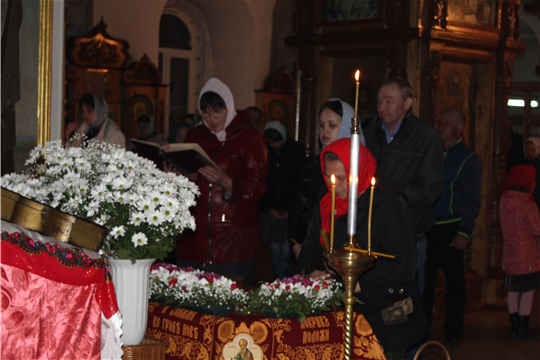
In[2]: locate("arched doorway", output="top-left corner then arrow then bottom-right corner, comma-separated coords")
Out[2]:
159,3 -> 210,133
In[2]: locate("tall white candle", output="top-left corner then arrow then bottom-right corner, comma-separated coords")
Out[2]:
347,133 -> 361,235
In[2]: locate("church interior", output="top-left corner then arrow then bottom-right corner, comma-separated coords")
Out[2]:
1,0 -> 540,359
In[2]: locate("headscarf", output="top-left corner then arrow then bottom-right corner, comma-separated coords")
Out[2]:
89,94 -> 109,130
319,138 -> 377,246
264,120 -> 287,144
198,77 -> 237,142
524,136 -> 540,160
502,165 -> 536,193
137,113 -> 157,140
320,98 -> 366,148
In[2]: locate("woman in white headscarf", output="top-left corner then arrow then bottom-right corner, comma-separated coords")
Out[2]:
290,98 -> 364,258
127,113 -> 167,152
65,94 -> 126,149
174,78 -> 268,287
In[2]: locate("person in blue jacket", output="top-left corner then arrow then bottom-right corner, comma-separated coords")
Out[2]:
423,107 -> 483,351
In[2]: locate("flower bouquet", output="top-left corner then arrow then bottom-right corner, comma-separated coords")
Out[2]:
148,263 -> 248,316
1,138 -> 199,262
239,275 -> 344,323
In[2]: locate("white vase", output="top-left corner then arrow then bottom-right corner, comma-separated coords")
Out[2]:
108,258 -> 156,345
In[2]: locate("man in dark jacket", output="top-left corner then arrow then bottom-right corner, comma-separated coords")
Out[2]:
364,79 -> 444,295
423,107 -> 483,350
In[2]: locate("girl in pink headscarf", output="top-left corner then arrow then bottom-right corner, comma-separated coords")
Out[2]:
500,165 -> 540,340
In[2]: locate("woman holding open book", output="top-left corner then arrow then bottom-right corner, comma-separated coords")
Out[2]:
173,77 -> 268,287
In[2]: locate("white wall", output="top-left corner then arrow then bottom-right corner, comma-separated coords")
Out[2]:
93,0 -> 166,64
93,0 -> 277,109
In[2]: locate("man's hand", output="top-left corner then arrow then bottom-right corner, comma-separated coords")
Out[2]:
198,166 -> 233,193
449,235 -> 468,250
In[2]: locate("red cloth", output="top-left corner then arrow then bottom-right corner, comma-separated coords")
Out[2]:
319,138 -> 376,245
176,111 -> 268,263
1,231 -> 119,359
1,232 -> 118,318
499,190 -> 540,275
502,165 -> 536,193
146,301 -> 386,360
1,264 -> 102,359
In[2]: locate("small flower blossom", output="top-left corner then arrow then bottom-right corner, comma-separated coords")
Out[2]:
110,226 -> 126,239
132,232 -> 148,247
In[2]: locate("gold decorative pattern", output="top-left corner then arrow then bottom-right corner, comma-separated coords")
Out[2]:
37,0 -> 53,146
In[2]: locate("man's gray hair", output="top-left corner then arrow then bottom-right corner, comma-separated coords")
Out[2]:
381,79 -> 414,101
441,107 -> 466,126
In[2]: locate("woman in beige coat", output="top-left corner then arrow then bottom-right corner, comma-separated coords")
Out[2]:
65,94 -> 126,149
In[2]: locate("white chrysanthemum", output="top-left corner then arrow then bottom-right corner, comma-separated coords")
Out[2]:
112,177 -> 133,190
137,197 -> 155,213
110,225 -> 126,239
59,156 -> 74,169
91,184 -> 108,199
132,232 -> 148,247
25,144 -> 45,165
130,212 -> 145,225
161,207 -> 176,221
147,210 -> 162,226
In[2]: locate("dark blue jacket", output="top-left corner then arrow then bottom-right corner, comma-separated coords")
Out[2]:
431,138 -> 483,238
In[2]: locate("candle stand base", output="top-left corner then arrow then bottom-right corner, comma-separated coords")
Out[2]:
325,245 -> 375,360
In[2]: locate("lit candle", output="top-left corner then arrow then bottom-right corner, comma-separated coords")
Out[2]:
354,70 -> 360,118
367,177 -> 376,254
330,174 -> 336,253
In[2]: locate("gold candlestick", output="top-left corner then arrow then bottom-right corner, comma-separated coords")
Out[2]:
368,177 -> 375,255
354,70 -> 360,118
330,174 -> 336,253
325,239 -> 375,360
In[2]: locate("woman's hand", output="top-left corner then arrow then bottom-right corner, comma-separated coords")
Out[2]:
163,162 -> 181,176
65,122 -> 80,139
198,166 -> 233,193
307,270 -> 331,280
270,209 -> 289,220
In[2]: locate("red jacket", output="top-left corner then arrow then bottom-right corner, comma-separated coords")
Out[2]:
500,190 -> 540,275
175,111 -> 268,263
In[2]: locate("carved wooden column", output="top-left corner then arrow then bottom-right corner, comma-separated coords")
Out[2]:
485,51 -> 514,308
420,48 -> 442,127
485,0 -> 521,308
291,0 -> 318,154
385,0 -> 409,81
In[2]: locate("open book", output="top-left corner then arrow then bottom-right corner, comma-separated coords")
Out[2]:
131,139 -> 219,174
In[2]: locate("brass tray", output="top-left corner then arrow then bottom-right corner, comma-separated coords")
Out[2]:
2,188 -> 107,252
1,188 -> 20,222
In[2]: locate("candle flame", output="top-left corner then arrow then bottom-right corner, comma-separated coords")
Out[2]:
371,177 -> 376,186
331,174 -> 335,185
355,70 -> 360,82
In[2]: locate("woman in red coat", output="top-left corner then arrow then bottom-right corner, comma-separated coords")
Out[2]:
174,78 -> 267,287
500,165 -> 540,339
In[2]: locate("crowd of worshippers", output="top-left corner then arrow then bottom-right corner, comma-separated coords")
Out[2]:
64,76 -> 540,358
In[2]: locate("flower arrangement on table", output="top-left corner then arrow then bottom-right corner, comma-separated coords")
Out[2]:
148,264 -> 344,322
239,274 -> 344,322
148,263 -> 249,315
1,138 -> 199,262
